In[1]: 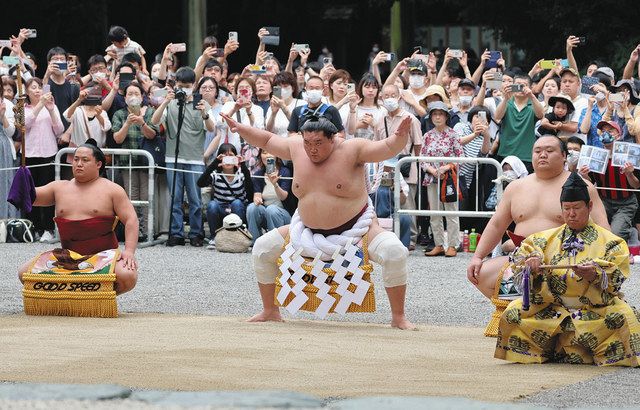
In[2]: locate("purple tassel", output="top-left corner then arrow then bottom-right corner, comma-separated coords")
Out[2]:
522,266 -> 530,311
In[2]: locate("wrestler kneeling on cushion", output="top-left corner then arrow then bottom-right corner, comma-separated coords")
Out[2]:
220,112 -> 415,329
18,139 -> 139,294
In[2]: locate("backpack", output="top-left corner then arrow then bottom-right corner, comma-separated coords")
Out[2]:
299,103 -> 330,125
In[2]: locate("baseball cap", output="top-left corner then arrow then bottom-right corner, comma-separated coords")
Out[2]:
408,60 -> 427,74
594,67 -> 615,82
559,67 -> 580,78
222,214 -> 243,229
458,78 -> 476,89
596,120 -> 622,135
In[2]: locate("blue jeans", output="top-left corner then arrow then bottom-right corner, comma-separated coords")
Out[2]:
247,203 -> 292,243
207,199 -> 247,238
370,187 -> 411,248
166,163 -> 205,239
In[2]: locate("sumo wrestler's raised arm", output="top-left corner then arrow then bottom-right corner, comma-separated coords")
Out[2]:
353,116 -> 412,164
220,113 -> 291,160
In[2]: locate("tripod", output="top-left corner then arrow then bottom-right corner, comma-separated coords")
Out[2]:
166,97 -> 186,244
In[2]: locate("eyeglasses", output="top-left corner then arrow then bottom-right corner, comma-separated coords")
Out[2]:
200,86 -> 216,91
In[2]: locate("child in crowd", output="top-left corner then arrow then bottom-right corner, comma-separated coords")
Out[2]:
105,26 -> 147,73
537,94 -> 574,137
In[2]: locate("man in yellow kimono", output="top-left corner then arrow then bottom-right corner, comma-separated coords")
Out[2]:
495,172 -> 640,366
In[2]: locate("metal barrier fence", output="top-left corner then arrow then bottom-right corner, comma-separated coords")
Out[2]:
54,148 -> 157,248
393,156 -> 504,235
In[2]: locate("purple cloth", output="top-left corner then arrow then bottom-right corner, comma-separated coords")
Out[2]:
7,167 -> 36,213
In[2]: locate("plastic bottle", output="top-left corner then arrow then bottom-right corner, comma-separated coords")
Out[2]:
469,229 -> 478,252
462,230 -> 470,252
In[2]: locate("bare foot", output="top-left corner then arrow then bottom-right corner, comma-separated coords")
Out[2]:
247,310 -> 283,323
391,316 -> 416,330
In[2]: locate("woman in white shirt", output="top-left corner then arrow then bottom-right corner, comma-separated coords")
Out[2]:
327,69 -> 355,125
346,73 -> 385,139
265,72 -> 302,139
63,89 -> 111,149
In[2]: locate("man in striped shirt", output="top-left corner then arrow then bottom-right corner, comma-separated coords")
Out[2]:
579,121 -> 640,241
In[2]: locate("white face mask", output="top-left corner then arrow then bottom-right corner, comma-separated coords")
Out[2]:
459,95 -> 473,106
181,88 -> 193,97
125,96 -> 142,107
305,89 -> 323,104
409,75 -> 425,89
92,72 -> 106,82
595,92 -> 606,102
280,86 -> 293,99
567,150 -> 580,166
503,170 -> 519,182
383,98 -> 399,112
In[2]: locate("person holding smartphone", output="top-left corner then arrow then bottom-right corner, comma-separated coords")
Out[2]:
42,47 -> 80,137
197,143 -> 254,248
327,69 -> 355,125
265,72 -> 302,139
246,149 -> 293,243
345,73 -> 384,140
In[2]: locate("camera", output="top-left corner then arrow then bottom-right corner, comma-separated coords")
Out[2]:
265,157 -> 276,174
578,36 -> 586,45
511,84 -> 524,93
380,171 -> 394,187
386,53 -> 396,61
174,88 -> 187,103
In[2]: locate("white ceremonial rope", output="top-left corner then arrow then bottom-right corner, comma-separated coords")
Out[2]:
289,199 -> 374,261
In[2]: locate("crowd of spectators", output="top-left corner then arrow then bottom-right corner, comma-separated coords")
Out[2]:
2,25 -> 640,254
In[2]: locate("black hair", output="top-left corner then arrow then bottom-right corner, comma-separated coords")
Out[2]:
566,136 -> 585,147
77,138 -> 107,176
202,35 -> 218,51
117,62 -> 137,76
175,67 -> 196,84
122,52 -> 142,66
272,71 -> 299,97
197,76 -> 219,99
538,135 -> 568,157
46,46 -> 67,62
593,71 -> 613,87
217,143 -> 238,156
503,70 -> 516,79
300,116 -> 339,138
204,59 -> 223,71
587,60 -> 605,70
357,73 -> 380,102
108,26 -> 129,43
25,52 -> 37,66
513,74 -> 532,86
124,82 -> 146,101
468,105 -> 493,124
87,54 -> 107,69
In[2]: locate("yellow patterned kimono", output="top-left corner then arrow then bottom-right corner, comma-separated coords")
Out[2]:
495,220 -> 640,366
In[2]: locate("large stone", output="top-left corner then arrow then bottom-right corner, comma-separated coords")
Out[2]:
0,383 -> 131,401
131,389 -> 322,408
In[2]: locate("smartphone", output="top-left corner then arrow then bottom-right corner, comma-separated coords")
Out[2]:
386,53 -> 396,61
263,27 -> 280,46
610,93 -> 625,103
323,57 -> 332,66
486,51 -> 501,68
265,52 -> 274,59
2,56 -> 20,66
42,84 -> 51,94
581,76 -> 599,95
170,43 -> 186,53
26,29 -> 37,39
511,84 -> 524,93
486,79 -> 502,90
413,46 -> 423,54
153,88 -> 168,99
248,64 -> 266,74
449,49 -> 463,58
478,111 -> 487,123
212,48 -> 225,57
539,60 -> 556,70
273,85 -> 282,98
578,36 -> 586,45
293,44 -> 309,52
222,156 -> 239,166
84,96 -> 102,106
347,83 -> 356,93
192,93 -> 203,108
119,72 -> 134,84
228,32 -> 238,42
55,61 -> 68,71
560,59 -> 570,68
265,157 -> 276,174
0,39 -> 12,47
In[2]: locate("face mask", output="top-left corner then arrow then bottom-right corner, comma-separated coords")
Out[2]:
459,95 -> 473,106
280,86 -> 293,99
409,75 -> 425,89
601,131 -> 615,144
567,150 -> 580,166
503,170 -> 519,182
149,96 -> 164,106
383,98 -> 399,112
151,74 -> 159,82
372,46 -> 379,53
181,88 -> 193,97
305,89 -> 323,104
595,92 -> 605,102
125,96 -> 142,107
92,72 -> 106,82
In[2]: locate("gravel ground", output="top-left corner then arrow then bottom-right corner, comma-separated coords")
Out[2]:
1,241 -> 639,408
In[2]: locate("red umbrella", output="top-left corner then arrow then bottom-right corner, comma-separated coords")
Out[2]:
6,66 -> 36,213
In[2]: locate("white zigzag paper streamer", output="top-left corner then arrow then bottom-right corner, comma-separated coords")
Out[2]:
276,243 -> 297,305
332,241 -> 370,314
285,251 -> 309,315
311,255 -> 335,319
